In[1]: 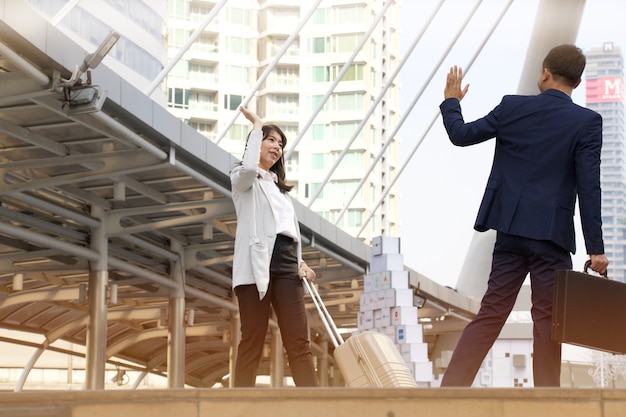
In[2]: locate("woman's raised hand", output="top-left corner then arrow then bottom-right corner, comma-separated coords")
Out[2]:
239,106 -> 263,130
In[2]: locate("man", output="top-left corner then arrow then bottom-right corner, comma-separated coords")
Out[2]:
439,44 -> 609,387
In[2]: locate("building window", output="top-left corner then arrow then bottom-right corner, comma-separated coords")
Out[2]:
271,96 -> 299,114
311,153 -> 325,170
188,121 -> 214,133
226,36 -> 249,54
275,66 -> 299,85
227,123 -> 248,141
312,5 -> 364,25
311,95 -> 325,111
312,124 -> 325,141
313,8 -> 328,24
227,7 -> 249,25
281,124 -> 299,141
168,28 -> 188,49
189,3 -> 216,22
337,121 -> 361,140
335,34 -> 360,53
188,92 -> 215,112
312,66 -> 329,82
334,64 -> 364,81
188,121 -> 215,140
335,92 -> 365,111
312,64 -> 363,82
311,37 -> 329,53
225,65 -> 249,83
171,60 -> 188,79
346,209 -> 363,228
337,151 -> 364,170
193,34 -> 218,53
332,180 -> 362,200
310,182 -> 324,198
336,5 -> 365,24
190,62 -> 217,82
224,94 -> 243,110
168,88 -> 188,109
269,38 -> 299,57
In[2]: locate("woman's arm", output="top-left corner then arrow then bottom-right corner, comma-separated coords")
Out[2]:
231,107 -> 263,192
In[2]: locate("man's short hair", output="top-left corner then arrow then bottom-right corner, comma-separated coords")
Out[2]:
543,44 -> 586,87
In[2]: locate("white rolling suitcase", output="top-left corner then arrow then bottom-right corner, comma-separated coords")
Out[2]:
303,278 -> 418,388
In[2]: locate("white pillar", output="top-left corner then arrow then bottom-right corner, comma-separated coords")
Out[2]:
167,243 -> 185,388
85,205 -> 108,389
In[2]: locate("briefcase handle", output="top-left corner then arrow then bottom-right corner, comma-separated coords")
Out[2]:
583,260 -> 608,279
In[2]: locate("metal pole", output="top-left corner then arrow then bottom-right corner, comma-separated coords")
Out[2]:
167,243 -> 186,388
0,42 -> 49,86
14,341 -> 49,392
85,205 -> 108,390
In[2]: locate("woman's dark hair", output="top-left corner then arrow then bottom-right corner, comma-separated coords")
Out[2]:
240,124 -> 293,193
262,124 -> 292,193
543,44 -> 586,87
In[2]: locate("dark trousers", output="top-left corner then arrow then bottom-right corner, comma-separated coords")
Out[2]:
234,234 -> 317,387
440,232 -> 572,387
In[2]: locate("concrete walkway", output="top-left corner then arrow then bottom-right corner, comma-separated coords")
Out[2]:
1,387 -> 625,417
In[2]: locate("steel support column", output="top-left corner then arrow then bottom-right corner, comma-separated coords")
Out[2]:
85,205 -> 108,390
167,243 -> 186,388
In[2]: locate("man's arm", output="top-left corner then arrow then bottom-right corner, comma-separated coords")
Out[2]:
576,112 -> 609,276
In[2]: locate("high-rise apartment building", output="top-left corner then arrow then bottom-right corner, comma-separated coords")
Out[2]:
166,0 -> 401,241
585,42 -> 626,283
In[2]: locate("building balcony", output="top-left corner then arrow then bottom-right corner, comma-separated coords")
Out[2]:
187,47 -> 220,63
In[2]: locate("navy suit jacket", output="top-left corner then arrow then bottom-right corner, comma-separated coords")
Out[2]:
440,89 -> 604,255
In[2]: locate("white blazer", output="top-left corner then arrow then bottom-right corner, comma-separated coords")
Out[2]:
230,129 -> 303,299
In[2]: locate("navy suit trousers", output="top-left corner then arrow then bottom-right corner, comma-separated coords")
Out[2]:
441,232 -> 572,387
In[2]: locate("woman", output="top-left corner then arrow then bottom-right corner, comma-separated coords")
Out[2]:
230,106 -> 318,387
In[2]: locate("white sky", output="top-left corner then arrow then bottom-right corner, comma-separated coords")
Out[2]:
398,0 -> 626,288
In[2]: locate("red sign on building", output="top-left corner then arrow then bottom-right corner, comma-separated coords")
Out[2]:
586,77 -> 624,103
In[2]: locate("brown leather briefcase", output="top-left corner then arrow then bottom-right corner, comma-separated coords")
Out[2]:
552,262 -> 626,354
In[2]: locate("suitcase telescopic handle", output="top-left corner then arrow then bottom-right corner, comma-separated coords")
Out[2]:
301,277 -> 345,348
583,260 -> 608,278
